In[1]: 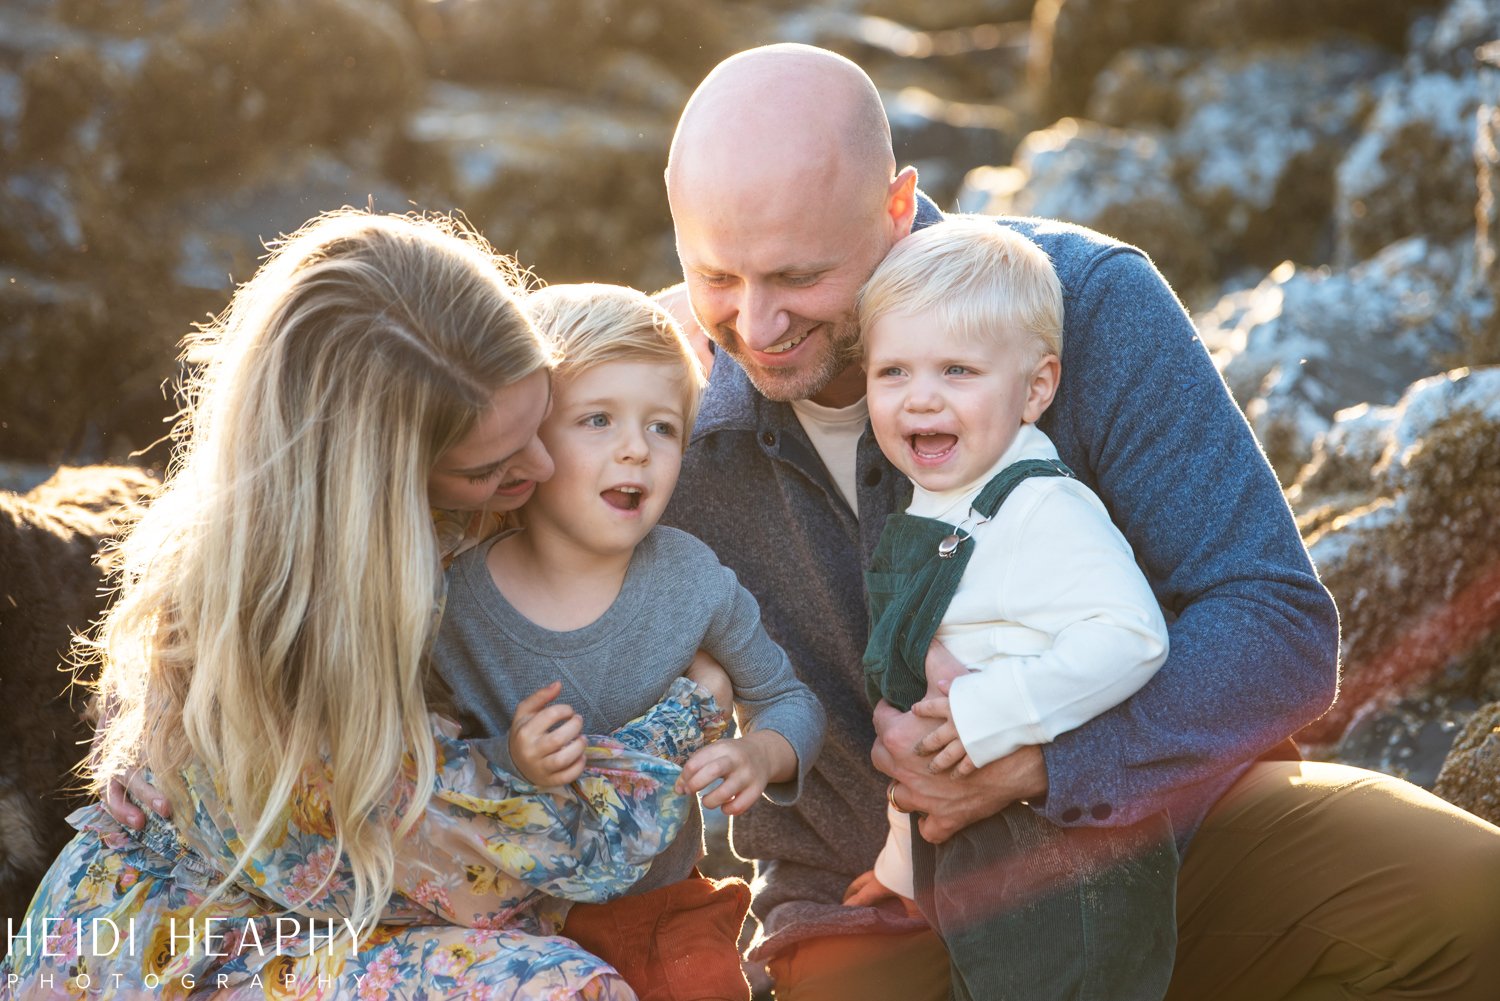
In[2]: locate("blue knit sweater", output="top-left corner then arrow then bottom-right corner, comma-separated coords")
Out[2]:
662,195 -> 1339,958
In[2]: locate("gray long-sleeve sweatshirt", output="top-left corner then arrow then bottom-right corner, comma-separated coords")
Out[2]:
432,524 -> 826,895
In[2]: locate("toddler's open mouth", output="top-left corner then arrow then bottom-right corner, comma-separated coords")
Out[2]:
909,433 -> 958,460
602,485 -> 644,511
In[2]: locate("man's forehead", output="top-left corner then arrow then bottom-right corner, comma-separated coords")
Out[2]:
677,222 -> 845,279
673,180 -> 867,274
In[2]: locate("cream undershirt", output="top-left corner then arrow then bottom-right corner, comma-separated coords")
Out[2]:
790,395 -> 869,517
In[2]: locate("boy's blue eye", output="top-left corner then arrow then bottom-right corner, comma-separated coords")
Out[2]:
583,413 -> 610,428
945,365 -> 972,376
648,420 -> 678,437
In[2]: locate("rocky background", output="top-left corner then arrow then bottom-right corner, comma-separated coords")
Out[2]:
4,0 -> 1500,949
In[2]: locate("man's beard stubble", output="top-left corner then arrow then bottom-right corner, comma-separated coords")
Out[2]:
721,314 -> 864,404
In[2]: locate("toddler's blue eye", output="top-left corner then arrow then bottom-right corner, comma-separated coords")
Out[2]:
945,365 -> 972,376
583,413 -> 610,428
649,420 -> 678,437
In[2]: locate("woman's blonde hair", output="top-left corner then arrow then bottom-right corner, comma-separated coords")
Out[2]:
86,209 -> 553,934
857,215 -> 1064,363
527,283 -> 706,431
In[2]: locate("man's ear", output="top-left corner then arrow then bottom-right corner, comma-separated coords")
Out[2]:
654,283 -> 717,379
886,166 -> 919,241
1023,354 -> 1060,423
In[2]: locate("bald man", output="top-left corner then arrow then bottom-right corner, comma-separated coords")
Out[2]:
658,44 -> 1500,1001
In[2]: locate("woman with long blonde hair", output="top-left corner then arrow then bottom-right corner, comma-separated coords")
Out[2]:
2,210 -> 723,1000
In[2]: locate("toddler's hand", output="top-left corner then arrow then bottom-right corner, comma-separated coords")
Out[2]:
510,681 -> 587,787
684,649 -> 734,712
842,870 -> 924,919
910,696 -> 977,777
842,869 -> 895,907
677,730 -> 789,816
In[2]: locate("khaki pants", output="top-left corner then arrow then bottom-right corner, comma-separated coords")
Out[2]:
767,762 -> 1500,1001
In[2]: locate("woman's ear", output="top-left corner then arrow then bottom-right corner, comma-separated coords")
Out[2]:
1023,354 -> 1060,424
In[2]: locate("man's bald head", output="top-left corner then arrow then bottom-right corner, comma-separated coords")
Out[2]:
667,44 -> 896,212
664,45 -> 917,407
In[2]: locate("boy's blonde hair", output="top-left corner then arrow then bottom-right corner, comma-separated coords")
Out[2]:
86,209 -> 554,937
857,215 -> 1063,363
527,283 -> 707,432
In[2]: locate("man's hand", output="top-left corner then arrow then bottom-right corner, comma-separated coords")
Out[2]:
872,698 -> 1048,844
678,729 -> 794,816
510,682 -> 587,788
914,642 -> 976,775
924,639 -> 969,692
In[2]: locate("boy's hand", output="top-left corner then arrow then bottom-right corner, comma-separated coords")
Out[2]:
510,681 -> 587,787
677,730 -> 794,816
911,696 -> 978,777
684,649 -> 733,711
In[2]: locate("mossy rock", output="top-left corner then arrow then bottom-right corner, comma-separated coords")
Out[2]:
1433,700 -> 1500,826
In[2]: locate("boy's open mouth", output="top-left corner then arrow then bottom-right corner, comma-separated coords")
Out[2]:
601,486 -> 644,511
909,433 -> 958,460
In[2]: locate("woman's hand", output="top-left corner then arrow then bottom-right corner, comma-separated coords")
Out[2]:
101,769 -> 171,830
509,681 -> 587,788
91,695 -> 170,829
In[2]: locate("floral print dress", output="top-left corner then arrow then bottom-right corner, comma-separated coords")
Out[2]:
1,680 -> 727,1001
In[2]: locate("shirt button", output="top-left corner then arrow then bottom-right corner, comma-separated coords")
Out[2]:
761,431 -> 777,447
1060,807 -> 1083,823
1090,803 -> 1112,820
863,468 -> 882,487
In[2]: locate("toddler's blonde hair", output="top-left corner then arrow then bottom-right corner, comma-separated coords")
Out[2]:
528,283 -> 707,433
857,216 -> 1063,363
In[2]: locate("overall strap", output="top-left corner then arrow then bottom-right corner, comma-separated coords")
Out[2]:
861,456 -> 1076,711
970,458 -> 1074,521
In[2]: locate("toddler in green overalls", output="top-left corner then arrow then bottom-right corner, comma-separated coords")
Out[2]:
846,217 -> 1179,1001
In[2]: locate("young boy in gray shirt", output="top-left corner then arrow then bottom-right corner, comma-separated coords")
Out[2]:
433,283 -> 824,1001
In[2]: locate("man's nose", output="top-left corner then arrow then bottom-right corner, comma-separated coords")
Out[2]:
733,284 -> 790,352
